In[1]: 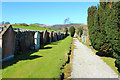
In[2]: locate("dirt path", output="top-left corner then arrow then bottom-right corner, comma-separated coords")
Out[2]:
71,38 -> 118,78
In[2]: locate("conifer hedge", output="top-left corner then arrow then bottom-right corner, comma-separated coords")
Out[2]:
87,2 -> 120,72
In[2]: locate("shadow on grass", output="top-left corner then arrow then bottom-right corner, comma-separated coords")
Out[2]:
40,47 -> 52,50
2,50 -> 43,69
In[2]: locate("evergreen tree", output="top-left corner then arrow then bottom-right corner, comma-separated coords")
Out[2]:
69,26 -> 75,37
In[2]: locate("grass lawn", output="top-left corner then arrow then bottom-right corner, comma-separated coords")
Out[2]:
12,25 -> 55,32
2,36 -> 72,78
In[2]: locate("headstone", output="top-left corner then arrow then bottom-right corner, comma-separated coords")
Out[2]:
82,35 -> 86,43
0,37 -> 2,61
43,30 -> 48,44
57,32 -> 61,40
1,25 -> 15,61
47,32 -> 50,43
61,32 -> 64,39
34,32 -> 40,50
49,31 -> 53,43
53,32 -> 57,42
40,31 -> 43,45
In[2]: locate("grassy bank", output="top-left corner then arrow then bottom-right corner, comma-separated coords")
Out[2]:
2,36 -> 72,78
12,25 -> 54,31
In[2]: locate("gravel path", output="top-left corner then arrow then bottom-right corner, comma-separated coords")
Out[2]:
71,38 -> 118,78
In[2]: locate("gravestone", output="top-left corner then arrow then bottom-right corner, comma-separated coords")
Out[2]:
1,25 -> 16,61
53,32 -> 57,42
61,32 -> 64,39
43,30 -> 48,44
40,31 -> 43,45
49,31 -> 53,43
57,32 -> 61,40
34,32 -> 40,50
47,32 -> 50,43
82,35 -> 86,43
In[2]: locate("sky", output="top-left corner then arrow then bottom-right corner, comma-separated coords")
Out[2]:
2,2 -> 99,25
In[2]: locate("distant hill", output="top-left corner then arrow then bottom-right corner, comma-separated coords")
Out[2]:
34,23 -> 52,28
51,23 -> 88,35
34,23 -> 45,27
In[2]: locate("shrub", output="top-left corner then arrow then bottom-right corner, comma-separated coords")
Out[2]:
69,26 -> 75,37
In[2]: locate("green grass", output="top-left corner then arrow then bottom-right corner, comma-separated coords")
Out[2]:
2,36 -> 72,78
78,38 -> 87,46
12,25 -> 55,32
101,57 -> 120,75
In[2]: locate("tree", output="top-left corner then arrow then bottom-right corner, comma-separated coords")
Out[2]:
5,22 -> 10,25
69,26 -> 75,37
77,27 -> 83,37
87,1 -> 120,72
2,21 -> 4,25
64,27 -> 68,36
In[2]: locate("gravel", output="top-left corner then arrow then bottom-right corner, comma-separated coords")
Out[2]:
71,38 -> 118,78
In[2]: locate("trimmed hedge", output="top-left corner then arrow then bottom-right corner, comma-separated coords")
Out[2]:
87,2 -> 120,72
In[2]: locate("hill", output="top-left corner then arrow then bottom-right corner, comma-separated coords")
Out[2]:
51,23 -> 88,35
